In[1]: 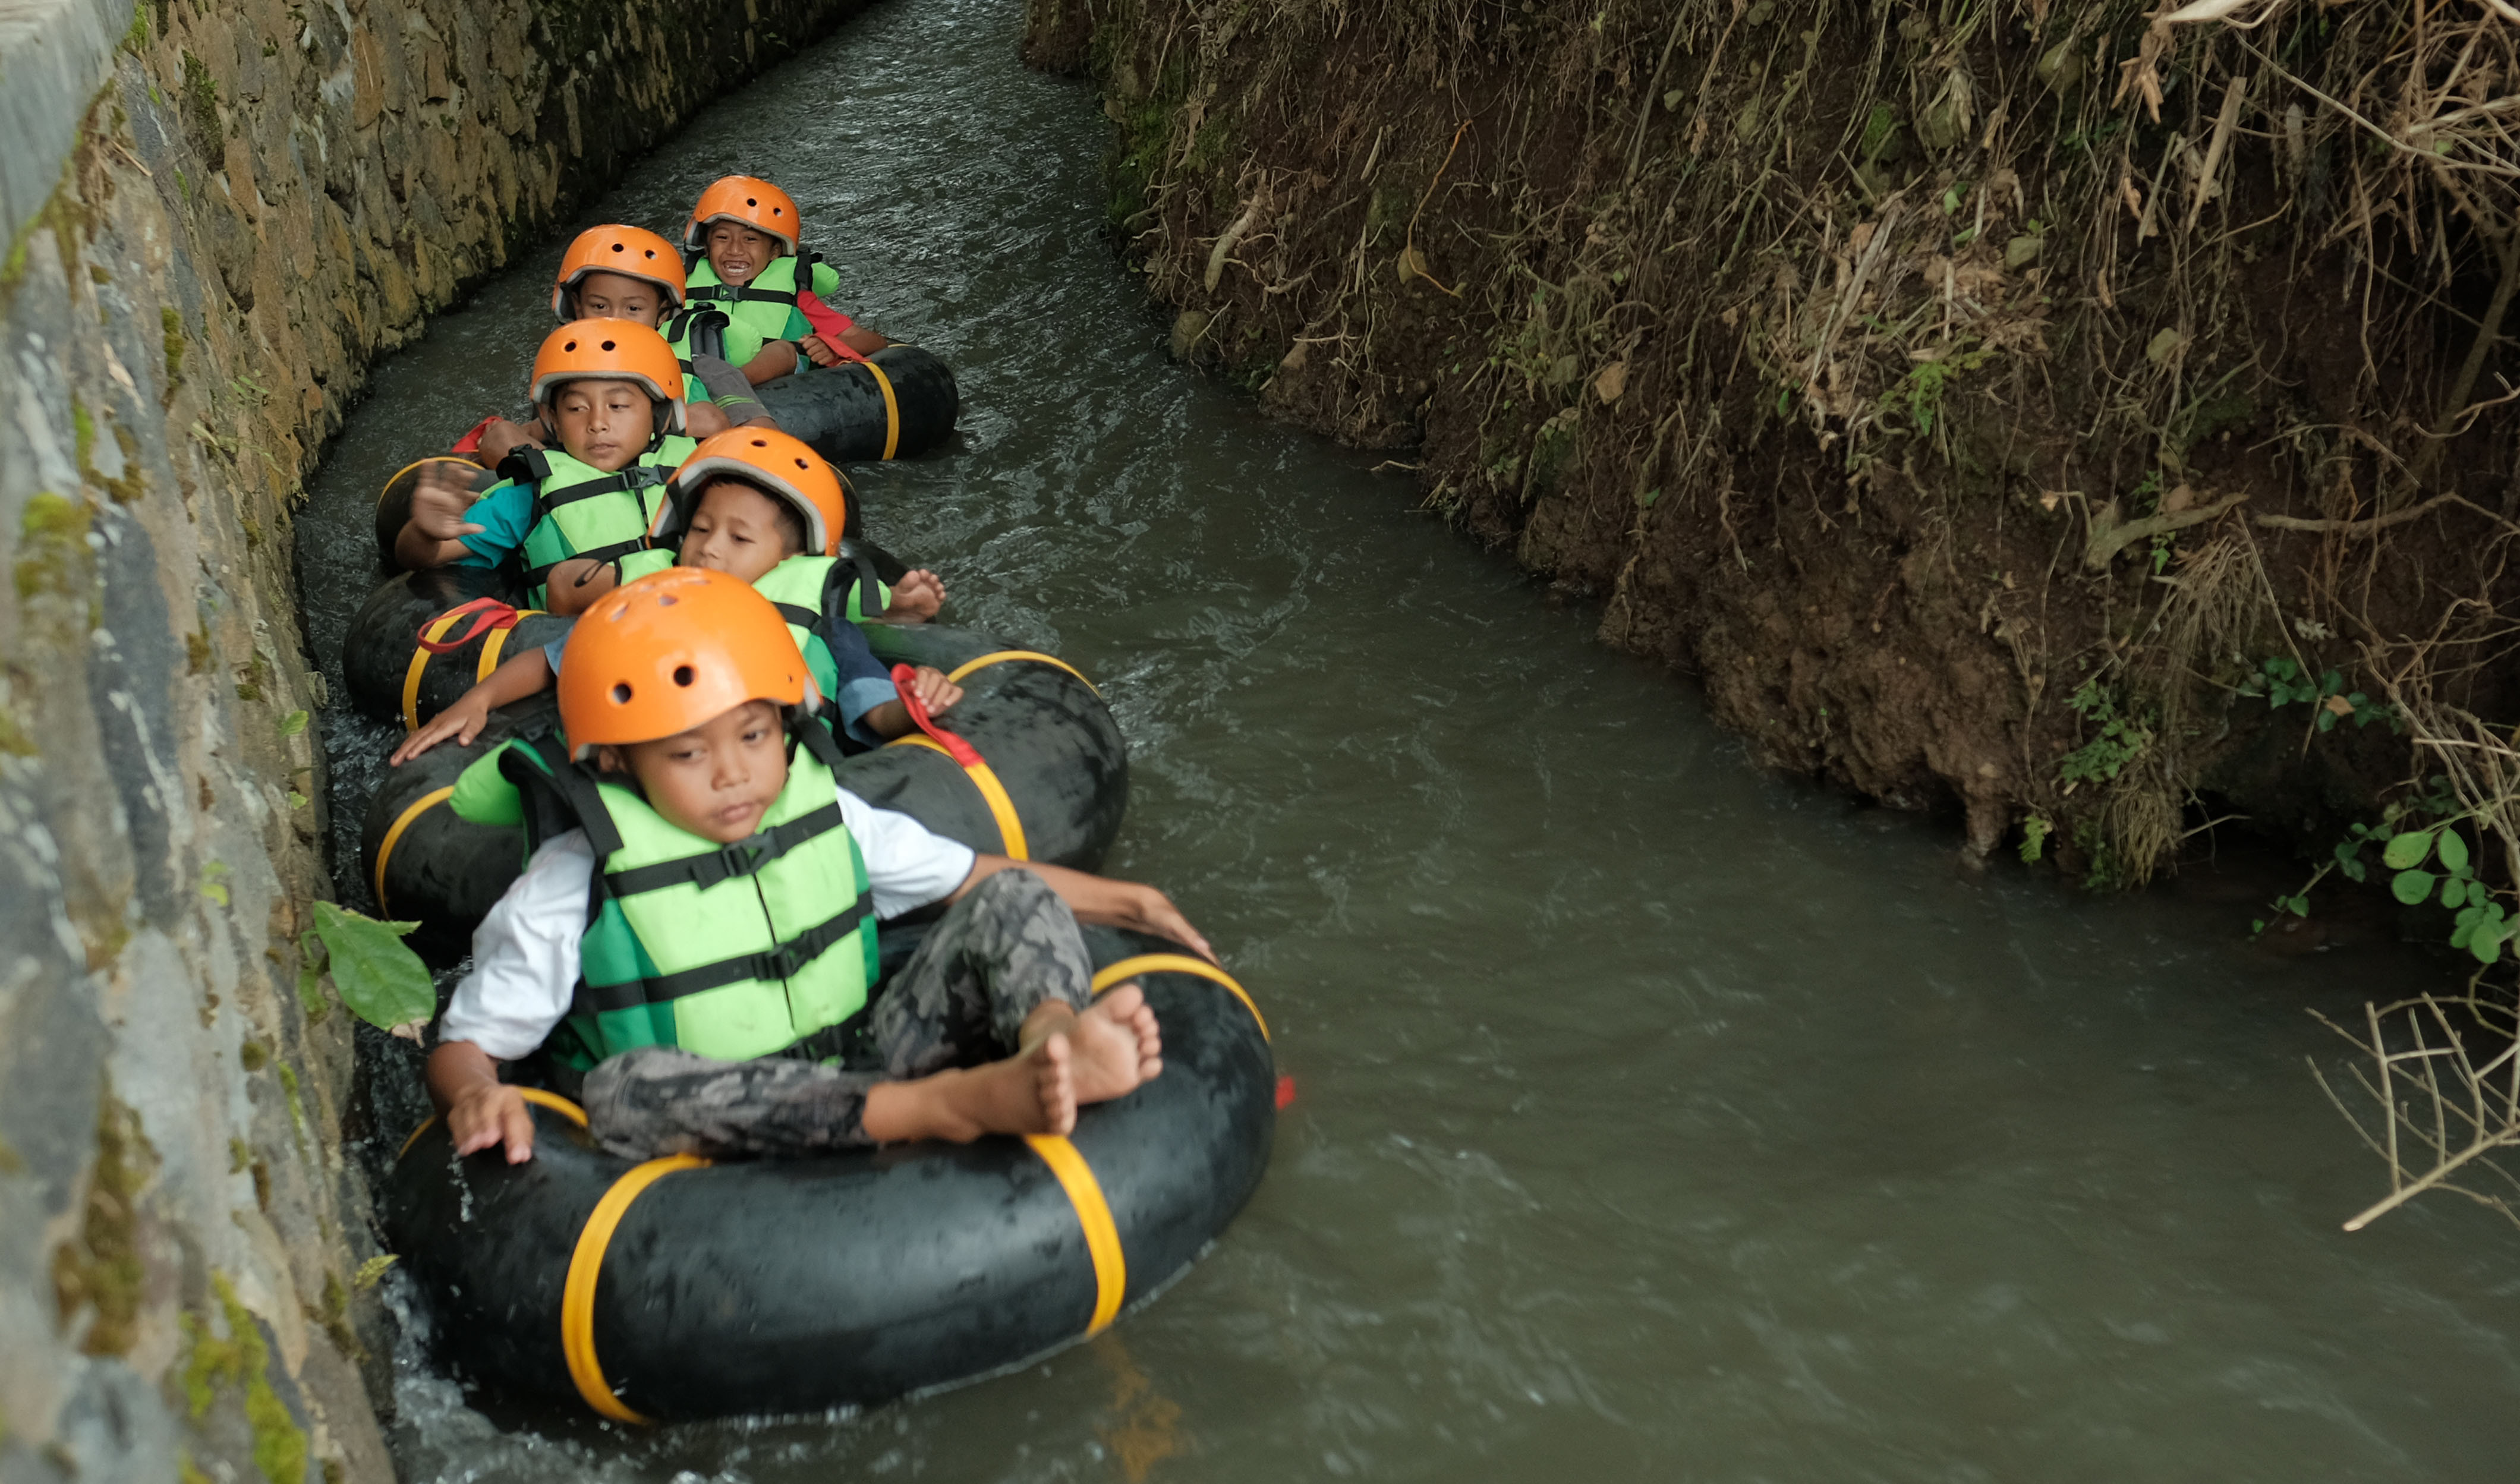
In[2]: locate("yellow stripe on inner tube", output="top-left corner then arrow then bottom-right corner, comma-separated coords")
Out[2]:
943,650 -> 1101,696
887,733 -> 1029,860
1024,1135 -> 1126,1336
394,1086 -> 588,1160
402,609 -> 471,732
1091,954 -> 1270,1041
562,1154 -> 709,1423
862,358 -> 900,461
377,455 -> 478,512
373,785 -> 455,913
475,608 -> 541,682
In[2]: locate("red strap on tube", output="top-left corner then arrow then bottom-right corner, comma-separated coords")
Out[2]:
890,663 -> 982,767
415,597 -> 524,654
449,414 -> 502,455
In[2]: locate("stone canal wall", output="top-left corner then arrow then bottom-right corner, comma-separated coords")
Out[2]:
0,0 -> 871,1477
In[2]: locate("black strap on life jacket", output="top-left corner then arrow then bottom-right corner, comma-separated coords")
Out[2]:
830,541 -> 884,626
685,282 -> 801,309
668,306 -> 732,364
600,801 -> 845,897
771,600 -> 820,632
518,456 -> 668,594
577,896 -> 872,1012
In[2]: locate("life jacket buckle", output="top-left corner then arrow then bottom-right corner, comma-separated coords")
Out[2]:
757,942 -> 808,981
715,837 -> 770,883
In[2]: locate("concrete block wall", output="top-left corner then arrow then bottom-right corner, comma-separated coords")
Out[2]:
0,0 -> 870,1477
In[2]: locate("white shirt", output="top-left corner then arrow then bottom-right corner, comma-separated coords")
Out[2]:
437,782 -> 977,1060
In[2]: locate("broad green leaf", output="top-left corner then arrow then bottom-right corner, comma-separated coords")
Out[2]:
2382,831 -> 2436,870
2456,905 -> 2485,929
2442,877 -> 2468,909
2437,830 -> 2471,873
2453,920 -> 2475,950
279,709 -> 310,738
310,901 -> 433,1034
2391,868 -> 2437,905
2474,923 -> 2508,965
2340,858 -> 2366,884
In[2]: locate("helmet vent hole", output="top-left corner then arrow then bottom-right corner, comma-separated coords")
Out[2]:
563,339 -> 578,352
609,242 -> 622,253
600,339 -> 617,351
672,665 -> 695,688
611,683 -> 634,705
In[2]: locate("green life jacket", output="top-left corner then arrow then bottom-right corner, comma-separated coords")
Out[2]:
510,436 -> 698,607
495,724 -> 880,1069
666,256 -> 842,368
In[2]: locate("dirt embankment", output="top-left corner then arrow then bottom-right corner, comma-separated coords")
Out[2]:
1023,0 -> 2520,891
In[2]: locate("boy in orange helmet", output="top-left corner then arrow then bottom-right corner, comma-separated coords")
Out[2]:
471,225 -> 774,467
670,175 -> 891,385
425,569 -> 1193,1162
390,427 -> 952,764
399,318 -> 697,613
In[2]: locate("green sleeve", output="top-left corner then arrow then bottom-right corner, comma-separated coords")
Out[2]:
811,261 -> 840,298
683,370 -> 713,404
450,746 -> 525,828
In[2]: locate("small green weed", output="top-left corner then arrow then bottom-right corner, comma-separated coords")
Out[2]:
2058,679 -> 2152,786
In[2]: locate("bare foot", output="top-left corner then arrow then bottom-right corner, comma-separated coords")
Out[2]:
868,1034 -> 1077,1142
1026,986 -> 1163,1106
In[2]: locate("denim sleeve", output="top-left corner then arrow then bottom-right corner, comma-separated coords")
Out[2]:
453,480 -> 534,567
820,615 -> 898,747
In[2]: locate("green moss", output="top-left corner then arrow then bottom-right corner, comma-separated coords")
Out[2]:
162,305 -> 187,387
0,704 -> 33,757
179,50 -> 220,156
228,1136 -> 250,1173
182,1273 -> 310,1484
237,1039 -> 267,1072
105,424 -> 144,503
275,1062 -> 306,1138
187,623 -> 212,675
122,6 -> 149,55
15,491 -> 92,603
179,1453 -> 213,1484
49,1091 -> 148,1357
71,399 -> 96,473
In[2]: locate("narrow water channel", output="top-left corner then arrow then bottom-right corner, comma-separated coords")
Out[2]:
296,1 -> 2520,1476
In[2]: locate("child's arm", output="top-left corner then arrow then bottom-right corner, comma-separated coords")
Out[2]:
542,558 -> 619,616
389,647 -> 555,765
743,341 -> 804,386
951,856 -> 1212,961
427,1040 -> 534,1164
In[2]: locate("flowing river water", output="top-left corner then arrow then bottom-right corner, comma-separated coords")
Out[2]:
293,1 -> 2520,1477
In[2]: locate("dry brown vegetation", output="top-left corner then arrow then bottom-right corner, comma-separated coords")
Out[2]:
1031,0 -> 2520,1225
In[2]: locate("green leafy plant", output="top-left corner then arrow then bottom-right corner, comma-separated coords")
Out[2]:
305,902 -> 433,1038
2236,657 -> 2403,732
2384,826 -> 2515,963
2057,679 -> 2152,787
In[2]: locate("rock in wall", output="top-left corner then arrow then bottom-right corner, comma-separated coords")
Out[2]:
0,0 -> 871,1477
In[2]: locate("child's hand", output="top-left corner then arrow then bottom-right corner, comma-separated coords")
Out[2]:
409,464 -> 487,541
882,569 -> 946,622
390,691 -> 493,765
905,665 -> 962,718
798,334 -> 849,368
447,1081 -> 535,1164
474,417 -> 544,466
1110,883 -> 1214,962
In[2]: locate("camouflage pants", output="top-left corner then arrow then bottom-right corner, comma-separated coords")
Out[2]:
580,868 -> 1093,1158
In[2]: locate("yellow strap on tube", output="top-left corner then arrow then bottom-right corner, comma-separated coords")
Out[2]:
395,1086 -> 587,1161
562,1154 -> 708,1424
886,733 -> 1029,860
372,786 -> 455,912
1023,1135 -> 1126,1335
402,610 -> 470,732
1090,954 -> 1269,1041
861,359 -> 900,460
475,609 -> 540,683
943,650 -> 1101,696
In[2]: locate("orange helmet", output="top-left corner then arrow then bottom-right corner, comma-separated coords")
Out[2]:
683,175 -> 802,257
528,319 -> 686,433
652,428 -> 850,556
559,568 -> 811,749
552,226 -> 686,319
